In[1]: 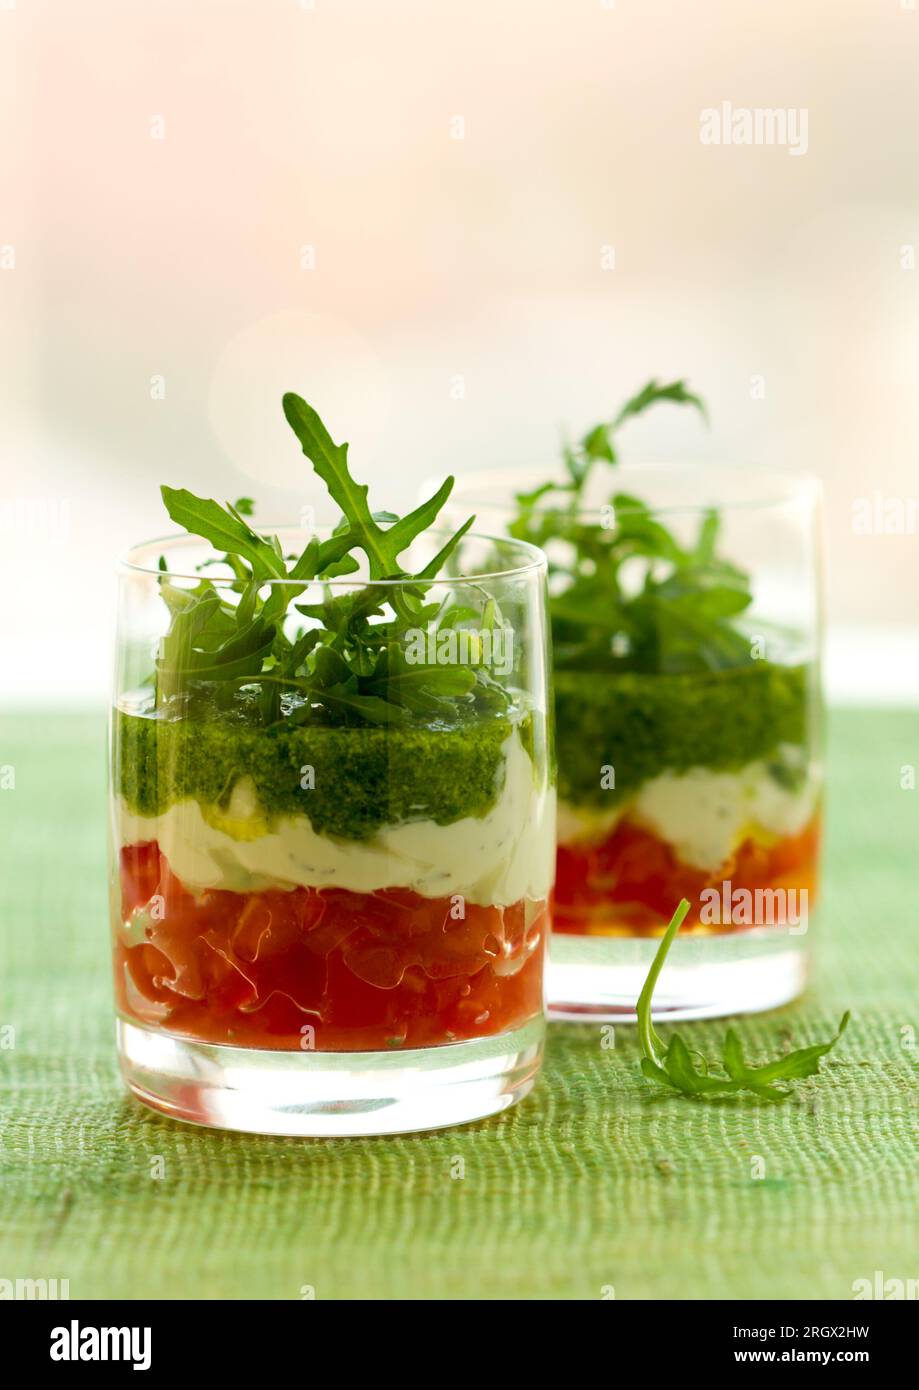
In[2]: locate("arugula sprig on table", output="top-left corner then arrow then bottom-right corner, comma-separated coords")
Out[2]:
637,900 -> 850,1102
155,393 -> 508,727
508,379 -> 755,674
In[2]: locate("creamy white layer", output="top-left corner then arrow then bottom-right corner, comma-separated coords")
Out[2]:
557,752 -> 821,873
117,730 -> 555,907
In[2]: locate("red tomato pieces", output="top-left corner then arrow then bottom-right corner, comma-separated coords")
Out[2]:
553,816 -> 821,936
115,842 -> 546,1051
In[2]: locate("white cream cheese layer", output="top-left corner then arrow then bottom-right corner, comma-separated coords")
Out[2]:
558,753 -> 820,873
117,731 -> 555,907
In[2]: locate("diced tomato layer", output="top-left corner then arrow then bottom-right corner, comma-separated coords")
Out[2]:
553,816 -> 821,936
115,842 -> 546,1051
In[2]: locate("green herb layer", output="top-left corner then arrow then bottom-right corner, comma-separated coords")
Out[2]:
115,707 -> 516,840
555,659 -> 813,808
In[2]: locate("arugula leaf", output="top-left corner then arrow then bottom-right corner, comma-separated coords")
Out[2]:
161,487 -> 287,582
637,899 -> 850,1103
281,392 -> 475,582
280,394 -> 393,579
609,378 -> 707,436
563,379 -> 706,494
361,644 -> 477,716
415,514 -> 477,580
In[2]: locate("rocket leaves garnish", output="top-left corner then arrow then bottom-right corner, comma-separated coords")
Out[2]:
161,489 -> 289,581
508,379 -> 757,675
281,393 -> 473,585
155,393 -> 509,728
637,900 -> 850,1103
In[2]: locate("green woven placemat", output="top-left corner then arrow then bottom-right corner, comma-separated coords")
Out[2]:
0,708 -> 916,1300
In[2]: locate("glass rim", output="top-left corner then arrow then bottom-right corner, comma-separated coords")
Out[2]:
117,526 -> 548,586
444,460 -> 823,519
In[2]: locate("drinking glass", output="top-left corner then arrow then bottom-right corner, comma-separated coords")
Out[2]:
446,464 -> 823,1020
109,528 -> 554,1133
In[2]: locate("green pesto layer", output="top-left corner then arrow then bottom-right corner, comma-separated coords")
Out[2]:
115,707 -> 519,841
554,660 -> 814,809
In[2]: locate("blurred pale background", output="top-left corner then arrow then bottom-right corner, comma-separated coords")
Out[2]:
1,0 -> 917,702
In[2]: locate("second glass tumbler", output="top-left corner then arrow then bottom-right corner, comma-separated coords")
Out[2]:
448,461 -> 824,1021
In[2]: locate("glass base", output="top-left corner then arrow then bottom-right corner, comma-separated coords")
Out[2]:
116,1016 -> 544,1137
547,929 -> 809,1022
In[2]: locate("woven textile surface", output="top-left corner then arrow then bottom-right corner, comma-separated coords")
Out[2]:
0,708 -> 916,1300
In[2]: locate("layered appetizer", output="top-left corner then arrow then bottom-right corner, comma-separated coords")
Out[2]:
111,395 -> 554,1058
552,660 -> 819,936
507,381 -> 821,943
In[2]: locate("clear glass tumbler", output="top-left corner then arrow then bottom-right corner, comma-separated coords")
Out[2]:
109,529 -> 554,1134
447,464 -> 823,1021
